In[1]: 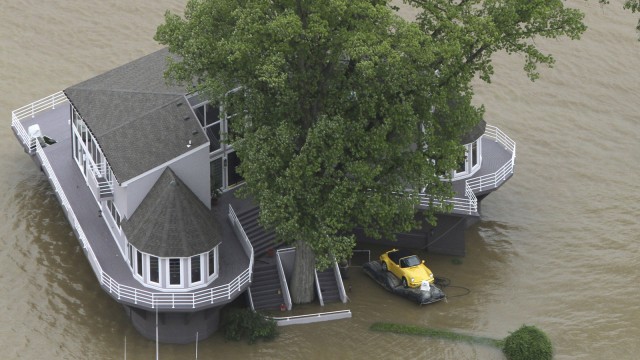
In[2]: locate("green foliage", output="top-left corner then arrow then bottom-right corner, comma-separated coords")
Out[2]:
370,322 -> 502,347
221,308 -> 278,344
155,0 -> 590,277
502,325 -> 553,360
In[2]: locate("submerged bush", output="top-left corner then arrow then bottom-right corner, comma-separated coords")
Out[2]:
222,308 -> 278,344
502,325 -> 553,360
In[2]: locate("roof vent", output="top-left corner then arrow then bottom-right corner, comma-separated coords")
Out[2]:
176,102 -> 183,107
192,130 -> 199,135
169,180 -> 177,187
183,116 -> 190,121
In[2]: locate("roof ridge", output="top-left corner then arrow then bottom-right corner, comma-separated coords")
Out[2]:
98,93 -> 189,137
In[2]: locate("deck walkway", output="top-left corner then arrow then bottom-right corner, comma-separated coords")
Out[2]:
451,136 -> 514,198
15,100 -> 251,311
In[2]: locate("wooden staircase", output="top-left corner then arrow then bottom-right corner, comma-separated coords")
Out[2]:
250,262 -> 286,311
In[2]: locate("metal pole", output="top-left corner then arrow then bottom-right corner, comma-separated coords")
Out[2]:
124,336 -> 126,360
156,306 -> 159,360
195,332 -> 198,359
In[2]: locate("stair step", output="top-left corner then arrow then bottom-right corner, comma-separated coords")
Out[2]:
236,207 -> 260,221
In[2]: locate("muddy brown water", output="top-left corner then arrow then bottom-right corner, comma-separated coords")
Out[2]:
1,1 -> 638,359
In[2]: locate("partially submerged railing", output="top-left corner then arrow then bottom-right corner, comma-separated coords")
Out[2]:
270,310 -> 352,326
276,250 -> 293,311
332,260 -> 348,304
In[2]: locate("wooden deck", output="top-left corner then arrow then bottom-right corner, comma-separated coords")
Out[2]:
15,102 -> 251,312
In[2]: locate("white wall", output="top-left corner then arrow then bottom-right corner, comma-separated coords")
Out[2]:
120,143 -> 211,218
168,144 -> 211,209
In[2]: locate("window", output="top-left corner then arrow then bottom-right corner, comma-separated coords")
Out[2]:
210,157 -> 223,194
190,255 -> 202,284
227,152 -> 243,187
208,250 -> 215,276
195,103 -> 222,152
194,103 -> 219,127
169,258 -> 181,286
136,251 -> 143,277
471,141 -> 478,167
107,200 -> 121,228
205,123 -> 221,151
128,244 -> 133,269
149,256 -> 159,283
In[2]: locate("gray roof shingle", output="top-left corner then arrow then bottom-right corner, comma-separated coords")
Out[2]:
64,48 -> 206,183
122,168 -> 221,257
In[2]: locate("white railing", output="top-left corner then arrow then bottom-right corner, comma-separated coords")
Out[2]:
419,124 -> 515,215
12,91 -> 68,122
466,125 -> 516,193
228,205 -> 255,276
332,260 -> 348,304
87,160 -> 114,197
13,113 -> 254,309
11,92 -> 68,146
270,310 -> 352,326
275,250 -> 292,311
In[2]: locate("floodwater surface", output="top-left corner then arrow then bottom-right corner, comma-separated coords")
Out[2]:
1,1 -> 638,359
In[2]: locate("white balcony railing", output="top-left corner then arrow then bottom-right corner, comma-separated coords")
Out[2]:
12,93 -> 253,309
12,91 -> 68,122
419,124 -> 516,214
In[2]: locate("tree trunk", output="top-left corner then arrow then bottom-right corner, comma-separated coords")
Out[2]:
290,240 -> 316,304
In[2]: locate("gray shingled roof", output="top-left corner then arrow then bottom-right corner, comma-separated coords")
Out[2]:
460,119 -> 486,144
122,168 -> 221,257
64,48 -> 206,183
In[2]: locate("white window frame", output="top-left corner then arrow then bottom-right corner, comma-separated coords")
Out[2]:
189,254 -> 204,286
166,258 -> 184,288
127,243 -> 133,270
452,139 -> 482,181
148,255 -> 160,285
207,246 -> 219,282
135,249 -> 144,280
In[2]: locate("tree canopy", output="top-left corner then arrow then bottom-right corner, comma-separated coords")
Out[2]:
155,0 -> 597,302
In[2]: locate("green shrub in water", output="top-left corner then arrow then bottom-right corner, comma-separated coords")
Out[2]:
502,325 -> 553,360
222,308 -> 278,344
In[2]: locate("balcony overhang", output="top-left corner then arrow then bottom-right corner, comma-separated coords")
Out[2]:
418,124 -> 516,216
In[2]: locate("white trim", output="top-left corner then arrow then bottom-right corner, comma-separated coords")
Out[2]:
135,250 -> 144,280
148,255 -> 161,285
166,258 -> 184,288
188,254 -> 204,286
121,142 -> 209,186
451,138 -> 483,181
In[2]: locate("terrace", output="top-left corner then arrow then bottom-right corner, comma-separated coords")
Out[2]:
11,92 -> 254,311
418,125 -> 516,216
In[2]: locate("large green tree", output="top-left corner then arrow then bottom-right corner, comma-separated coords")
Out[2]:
155,0 -> 588,303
